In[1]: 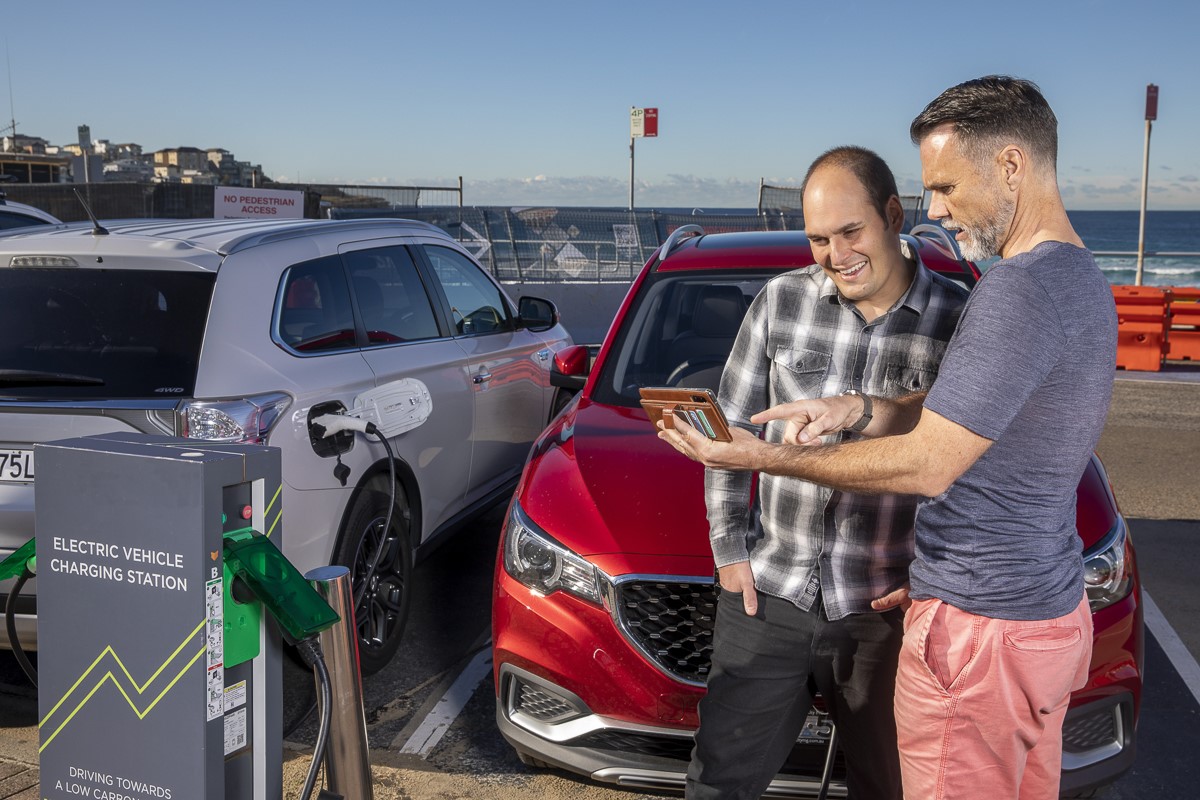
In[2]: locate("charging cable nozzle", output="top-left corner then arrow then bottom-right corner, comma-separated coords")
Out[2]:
311,413 -> 372,439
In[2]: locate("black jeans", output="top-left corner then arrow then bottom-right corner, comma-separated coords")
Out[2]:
685,590 -> 904,800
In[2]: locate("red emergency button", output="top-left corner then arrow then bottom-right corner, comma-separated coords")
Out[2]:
241,505 -> 253,520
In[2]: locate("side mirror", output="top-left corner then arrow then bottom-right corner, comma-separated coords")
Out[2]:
518,296 -> 558,332
551,344 -> 590,391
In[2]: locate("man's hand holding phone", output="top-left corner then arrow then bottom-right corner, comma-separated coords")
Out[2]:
639,387 -> 733,442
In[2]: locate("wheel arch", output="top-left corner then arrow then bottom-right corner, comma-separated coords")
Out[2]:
331,452 -> 424,561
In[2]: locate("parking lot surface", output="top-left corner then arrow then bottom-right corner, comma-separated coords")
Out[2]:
1,376 -> 1198,799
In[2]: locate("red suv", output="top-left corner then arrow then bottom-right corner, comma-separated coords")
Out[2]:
492,226 -> 1142,797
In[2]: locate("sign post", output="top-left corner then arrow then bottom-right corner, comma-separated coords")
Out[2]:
1136,84 -> 1158,286
629,107 -> 658,211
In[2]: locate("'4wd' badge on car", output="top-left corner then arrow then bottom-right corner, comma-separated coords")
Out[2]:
155,387 -> 186,393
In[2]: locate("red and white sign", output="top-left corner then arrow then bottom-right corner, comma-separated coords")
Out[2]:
214,187 -> 304,220
630,107 -> 659,138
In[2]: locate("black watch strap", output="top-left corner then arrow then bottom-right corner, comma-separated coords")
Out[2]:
842,389 -> 873,433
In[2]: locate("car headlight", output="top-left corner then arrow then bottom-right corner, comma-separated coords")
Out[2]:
1083,516 -> 1133,612
503,502 -> 606,606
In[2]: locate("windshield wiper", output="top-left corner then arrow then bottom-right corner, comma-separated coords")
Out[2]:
0,369 -> 106,388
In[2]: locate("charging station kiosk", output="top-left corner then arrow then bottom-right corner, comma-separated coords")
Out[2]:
35,434 -> 285,800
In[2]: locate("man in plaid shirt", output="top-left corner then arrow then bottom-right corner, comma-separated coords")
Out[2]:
687,146 -> 967,800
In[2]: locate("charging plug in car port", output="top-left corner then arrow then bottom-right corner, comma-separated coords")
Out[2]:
308,401 -> 353,458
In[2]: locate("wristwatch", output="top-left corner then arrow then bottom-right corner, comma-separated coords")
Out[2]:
840,389 -> 873,433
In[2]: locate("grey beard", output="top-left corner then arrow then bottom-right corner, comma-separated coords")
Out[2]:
957,222 -> 1006,261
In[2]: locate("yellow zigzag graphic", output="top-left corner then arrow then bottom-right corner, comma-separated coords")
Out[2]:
39,619 -> 207,753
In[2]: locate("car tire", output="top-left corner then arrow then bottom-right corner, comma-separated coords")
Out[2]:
334,481 -> 413,676
549,388 -> 574,421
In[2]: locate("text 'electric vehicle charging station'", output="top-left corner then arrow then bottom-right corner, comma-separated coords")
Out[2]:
32,434 -> 340,800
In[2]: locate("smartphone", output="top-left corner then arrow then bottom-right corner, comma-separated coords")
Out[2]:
638,387 -> 733,442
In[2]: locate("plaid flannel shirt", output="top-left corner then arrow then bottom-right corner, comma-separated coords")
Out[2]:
706,247 -> 968,620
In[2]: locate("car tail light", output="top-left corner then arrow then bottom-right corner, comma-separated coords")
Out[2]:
178,393 -> 291,444
1083,516 -> 1133,612
502,502 -> 607,606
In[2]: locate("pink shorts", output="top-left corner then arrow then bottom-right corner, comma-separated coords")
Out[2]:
894,594 -> 1092,800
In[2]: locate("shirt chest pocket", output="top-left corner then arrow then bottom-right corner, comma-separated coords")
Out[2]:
771,347 -> 832,400
884,362 -> 938,395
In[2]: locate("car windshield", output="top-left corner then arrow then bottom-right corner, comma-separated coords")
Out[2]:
592,271 -> 770,408
0,268 -> 215,400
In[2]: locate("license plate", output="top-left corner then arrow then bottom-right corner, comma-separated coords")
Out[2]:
796,710 -> 833,744
0,450 -> 35,483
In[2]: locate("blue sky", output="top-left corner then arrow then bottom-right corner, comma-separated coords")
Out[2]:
5,0 -> 1198,209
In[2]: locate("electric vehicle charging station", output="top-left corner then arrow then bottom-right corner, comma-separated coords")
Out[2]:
33,433 -> 336,800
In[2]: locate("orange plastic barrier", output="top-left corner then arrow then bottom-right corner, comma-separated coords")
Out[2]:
1112,285 -> 1168,371
1166,286 -> 1200,362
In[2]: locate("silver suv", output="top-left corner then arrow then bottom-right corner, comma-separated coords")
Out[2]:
0,218 -> 571,673
0,195 -> 63,230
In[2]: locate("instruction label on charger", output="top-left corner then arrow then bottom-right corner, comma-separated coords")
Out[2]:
205,577 -> 224,721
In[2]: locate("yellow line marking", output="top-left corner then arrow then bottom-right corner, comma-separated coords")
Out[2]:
38,620 -> 207,752
266,484 -> 282,537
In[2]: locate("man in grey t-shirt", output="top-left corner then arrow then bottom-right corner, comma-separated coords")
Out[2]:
658,76 -> 1117,800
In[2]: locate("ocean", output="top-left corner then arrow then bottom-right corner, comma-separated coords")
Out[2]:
925,209 -> 1200,287
665,208 -> 1200,288
1063,210 -> 1200,288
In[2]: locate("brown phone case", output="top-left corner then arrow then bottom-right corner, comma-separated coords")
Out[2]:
638,387 -> 733,442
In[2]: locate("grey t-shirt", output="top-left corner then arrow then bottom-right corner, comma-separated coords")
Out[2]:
911,241 -> 1117,620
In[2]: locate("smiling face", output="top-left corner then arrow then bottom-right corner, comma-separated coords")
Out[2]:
919,127 -> 1015,261
802,165 -> 911,317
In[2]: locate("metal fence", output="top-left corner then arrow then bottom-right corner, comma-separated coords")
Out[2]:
5,182 -> 942,285
758,180 -> 927,229
328,205 -> 808,283
271,179 -> 463,211
0,180 -> 463,223
1,182 -> 322,221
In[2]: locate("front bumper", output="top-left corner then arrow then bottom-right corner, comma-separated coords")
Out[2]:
1059,693 -> 1138,795
495,663 -> 847,798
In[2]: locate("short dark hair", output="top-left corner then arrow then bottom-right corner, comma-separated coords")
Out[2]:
800,145 -> 899,222
909,75 -> 1058,168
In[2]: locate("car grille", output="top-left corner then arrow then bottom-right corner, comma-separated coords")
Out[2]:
515,681 -> 579,723
1062,706 -> 1119,752
578,729 -> 846,778
612,579 -> 717,684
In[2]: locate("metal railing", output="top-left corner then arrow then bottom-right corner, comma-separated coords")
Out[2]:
326,205 -> 807,283
757,179 -> 927,229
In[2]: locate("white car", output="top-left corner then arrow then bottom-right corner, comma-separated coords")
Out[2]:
0,195 -> 63,230
0,217 -> 571,673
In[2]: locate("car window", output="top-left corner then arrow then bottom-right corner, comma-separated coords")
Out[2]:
343,245 -> 441,345
0,269 -> 214,399
422,245 -> 514,336
593,273 -> 767,407
277,256 -> 357,353
0,210 -> 52,230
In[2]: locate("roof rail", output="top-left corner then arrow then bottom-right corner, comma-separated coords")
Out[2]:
222,218 -> 446,255
656,225 -> 704,265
